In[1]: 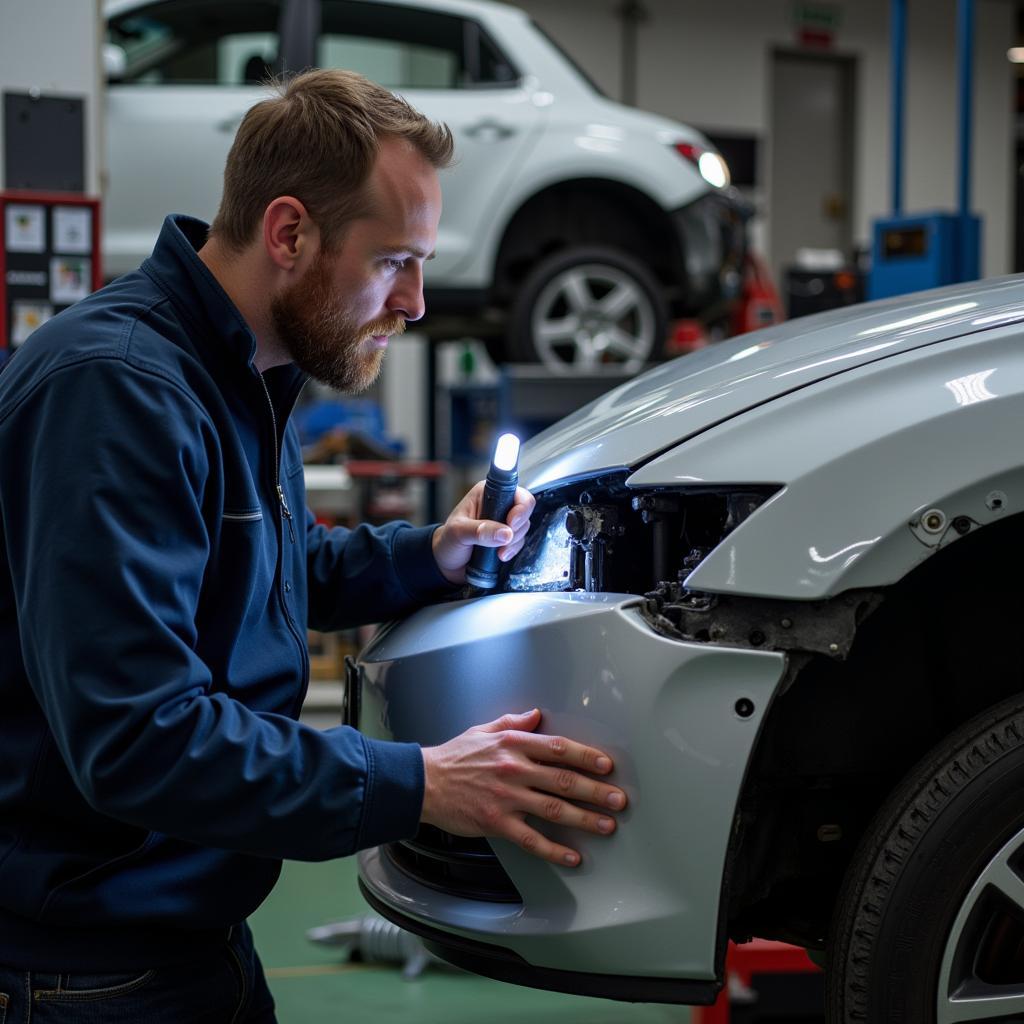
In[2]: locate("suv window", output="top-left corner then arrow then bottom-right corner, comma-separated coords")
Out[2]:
107,1 -> 280,85
319,0 -> 518,89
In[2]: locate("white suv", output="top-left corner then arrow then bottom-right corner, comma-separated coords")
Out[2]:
104,0 -> 749,372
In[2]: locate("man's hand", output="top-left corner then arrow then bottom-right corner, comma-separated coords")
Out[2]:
432,482 -> 536,585
420,708 -> 627,867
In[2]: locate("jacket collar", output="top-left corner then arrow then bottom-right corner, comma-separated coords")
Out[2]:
141,215 -> 262,372
143,215 -> 309,409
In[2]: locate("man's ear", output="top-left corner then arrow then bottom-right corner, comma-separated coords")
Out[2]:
262,197 -> 319,272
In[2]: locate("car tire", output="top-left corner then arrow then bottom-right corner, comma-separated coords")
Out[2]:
508,245 -> 668,374
825,692 -> 1024,1022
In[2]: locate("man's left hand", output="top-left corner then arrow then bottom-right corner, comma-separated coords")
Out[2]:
432,482 -> 535,585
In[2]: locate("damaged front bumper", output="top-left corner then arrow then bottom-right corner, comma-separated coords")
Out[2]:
354,591 -> 787,1001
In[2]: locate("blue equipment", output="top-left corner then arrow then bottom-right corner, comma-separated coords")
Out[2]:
868,212 -> 981,301
868,0 -> 981,300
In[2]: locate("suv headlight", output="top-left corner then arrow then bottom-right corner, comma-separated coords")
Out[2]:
674,141 -> 731,188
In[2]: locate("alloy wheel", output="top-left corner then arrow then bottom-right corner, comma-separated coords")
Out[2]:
937,824 -> 1024,1021
529,263 -> 657,374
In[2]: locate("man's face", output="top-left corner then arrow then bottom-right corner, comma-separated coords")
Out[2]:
271,138 -> 442,392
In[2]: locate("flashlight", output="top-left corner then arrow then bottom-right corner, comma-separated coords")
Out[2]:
466,432 -> 521,590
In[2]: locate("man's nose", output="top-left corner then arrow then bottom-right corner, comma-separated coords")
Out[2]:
387,265 -> 426,322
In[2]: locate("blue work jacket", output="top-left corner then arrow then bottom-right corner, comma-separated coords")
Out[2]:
0,215 -> 450,970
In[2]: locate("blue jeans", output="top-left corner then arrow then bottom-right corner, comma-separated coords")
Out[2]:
0,922 -> 276,1024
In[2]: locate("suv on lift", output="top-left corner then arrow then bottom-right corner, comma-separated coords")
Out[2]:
103,0 -> 749,373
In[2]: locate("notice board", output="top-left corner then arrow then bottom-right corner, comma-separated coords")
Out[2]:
0,191 -> 101,359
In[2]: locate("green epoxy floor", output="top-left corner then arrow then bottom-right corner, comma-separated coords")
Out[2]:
248,855 -> 693,1023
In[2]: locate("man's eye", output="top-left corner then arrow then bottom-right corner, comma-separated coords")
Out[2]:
385,257 -> 408,272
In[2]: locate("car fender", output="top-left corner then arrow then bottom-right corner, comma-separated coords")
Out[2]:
627,325 -> 1024,600
445,116 -> 712,289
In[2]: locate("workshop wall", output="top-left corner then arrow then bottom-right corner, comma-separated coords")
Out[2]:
519,0 -> 1015,280
0,0 -> 105,196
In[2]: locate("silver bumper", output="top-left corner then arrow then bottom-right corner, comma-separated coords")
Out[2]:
356,592 -> 786,982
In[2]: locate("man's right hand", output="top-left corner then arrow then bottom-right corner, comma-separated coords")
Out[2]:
419,708 -> 627,867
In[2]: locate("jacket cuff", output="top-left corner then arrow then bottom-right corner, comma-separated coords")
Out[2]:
392,524 -> 456,598
357,737 -> 425,848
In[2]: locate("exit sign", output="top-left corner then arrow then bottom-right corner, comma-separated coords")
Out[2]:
793,2 -> 842,47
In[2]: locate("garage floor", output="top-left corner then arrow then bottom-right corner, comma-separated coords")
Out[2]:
249,856 -> 694,1024
248,705 -> 693,1022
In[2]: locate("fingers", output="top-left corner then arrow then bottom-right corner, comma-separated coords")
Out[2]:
498,487 -> 536,561
496,513 -> 531,562
507,487 -> 536,528
483,724 -> 623,797
492,762 -> 625,868
475,708 -> 542,734
473,520 -> 514,548
523,788 -> 620,835
512,730 -> 617,777
530,763 -> 627,812
506,822 -> 585,867
426,713 -> 624,869
463,485 -> 535,559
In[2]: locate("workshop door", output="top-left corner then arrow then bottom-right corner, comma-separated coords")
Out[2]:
768,51 -> 855,280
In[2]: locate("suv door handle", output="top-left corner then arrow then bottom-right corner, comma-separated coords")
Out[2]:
464,118 -> 517,141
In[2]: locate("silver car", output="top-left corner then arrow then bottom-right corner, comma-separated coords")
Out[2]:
353,277 -> 1024,1020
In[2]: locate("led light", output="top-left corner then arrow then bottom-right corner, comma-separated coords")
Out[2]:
1008,47 -> 1024,63
493,433 -> 521,472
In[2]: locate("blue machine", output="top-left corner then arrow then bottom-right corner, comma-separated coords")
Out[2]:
868,0 -> 981,300
868,211 -> 981,301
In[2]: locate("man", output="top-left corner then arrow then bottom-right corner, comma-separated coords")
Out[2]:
0,70 -> 626,1021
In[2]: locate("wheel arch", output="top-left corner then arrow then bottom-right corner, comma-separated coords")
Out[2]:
722,507 -> 1024,949
490,178 -> 679,307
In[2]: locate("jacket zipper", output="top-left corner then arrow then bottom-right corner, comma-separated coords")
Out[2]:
257,372 -> 296,544
257,371 -> 308,713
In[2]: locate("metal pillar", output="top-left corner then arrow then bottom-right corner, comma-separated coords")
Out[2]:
956,0 -> 975,280
957,0 -> 974,219
890,0 -> 906,215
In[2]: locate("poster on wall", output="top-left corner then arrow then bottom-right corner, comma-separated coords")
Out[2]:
49,256 -> 92,304
52,205 -> 92,254
1,192 -> 101,353
11,300 -> 53,346
5,203 -> 45,253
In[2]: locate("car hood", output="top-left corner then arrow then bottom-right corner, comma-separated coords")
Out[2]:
520,276 -> 1024,492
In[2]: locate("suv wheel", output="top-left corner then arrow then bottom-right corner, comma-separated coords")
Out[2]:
826,693 -> 1024,1021
508,245 -> 667,374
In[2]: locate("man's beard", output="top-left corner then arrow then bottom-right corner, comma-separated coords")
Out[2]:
270,254 -> 406,392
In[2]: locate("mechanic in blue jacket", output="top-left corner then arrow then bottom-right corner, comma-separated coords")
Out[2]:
0,69 -> 627,1022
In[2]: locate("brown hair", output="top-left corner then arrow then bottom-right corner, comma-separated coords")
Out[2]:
210,69 -> 454,252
